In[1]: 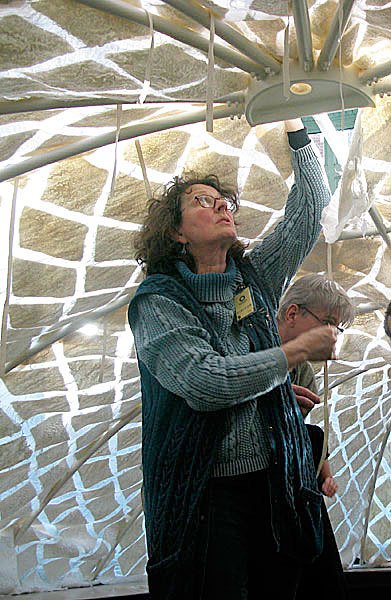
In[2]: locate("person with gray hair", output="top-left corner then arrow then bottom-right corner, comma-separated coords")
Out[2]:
278,273 -> 355,416
277,273 -> 355,600
277,273 -> 355,336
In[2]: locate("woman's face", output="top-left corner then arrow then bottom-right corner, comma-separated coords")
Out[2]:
174,184 -> 238,253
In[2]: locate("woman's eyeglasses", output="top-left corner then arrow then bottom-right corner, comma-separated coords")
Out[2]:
299,305 -> 344,334
193,194 -> 237,213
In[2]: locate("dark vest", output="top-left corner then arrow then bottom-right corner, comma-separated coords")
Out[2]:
128,260 -> 323,595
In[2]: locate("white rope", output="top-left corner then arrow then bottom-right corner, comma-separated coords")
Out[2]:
317,361 -> 330,477
206,10 -> 215,133
318,245 -> 334,477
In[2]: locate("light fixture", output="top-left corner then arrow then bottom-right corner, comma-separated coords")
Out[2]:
290,82 -> 312,95
245,65 -> 375,126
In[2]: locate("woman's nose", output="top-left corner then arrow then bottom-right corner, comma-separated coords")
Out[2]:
215,197 -> 228,211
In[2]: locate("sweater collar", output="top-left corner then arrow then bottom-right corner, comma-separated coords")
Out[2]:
175,257 -> 240,302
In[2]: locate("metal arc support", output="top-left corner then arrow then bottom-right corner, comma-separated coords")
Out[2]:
0,104 -> 241,183
76,0 -> 263,75
162,0 -> 280,74
318,0 -> 355,71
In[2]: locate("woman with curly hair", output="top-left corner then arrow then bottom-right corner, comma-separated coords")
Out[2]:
128,119 -> 337,600
384,301 -> 391,338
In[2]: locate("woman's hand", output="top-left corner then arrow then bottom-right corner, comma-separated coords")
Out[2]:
284,118 -> 304,132
282,325 -> 338,369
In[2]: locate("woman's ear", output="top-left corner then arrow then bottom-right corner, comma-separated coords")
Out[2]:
171,225 -> 189,244
172,230 -> 185,244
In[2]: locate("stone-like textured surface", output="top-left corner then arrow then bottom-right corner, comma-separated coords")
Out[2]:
236,205 -> 272,240
85,264 -> 136,292
13,396 -> 70,420
4,367 -> 66,395
68,292 -> 118,315
78,389 -> 115,410
184,149 -> 240,189
63,331 -> 117,358
36,0 -> 148,46
31,414 -> 69,450
9,303 -> 64,328
0,437 -> 32,471
124,130 -> 191,173
73,107 -> 157,128
104,175 -> 157,224
35,61 -> 139,93
0,76 -> 45,99
67,357 -> 115,389
0,130 -> 37,162
255,124 -> 293,179
12,258 -> 77,297
95,226 -> 137,261
41,158 -> 107,215
376,248 -> 391,288
19,208 -> 88,261
0,15 -> 72,70
242,164 -> 288,209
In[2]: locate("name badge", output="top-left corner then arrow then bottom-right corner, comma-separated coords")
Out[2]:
234,286 -> 255,321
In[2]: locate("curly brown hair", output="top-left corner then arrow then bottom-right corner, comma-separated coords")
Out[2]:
134,173 -> 248,275
385,301 -> 391,338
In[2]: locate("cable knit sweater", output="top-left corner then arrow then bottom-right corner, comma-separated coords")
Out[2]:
130,135 -> 331,478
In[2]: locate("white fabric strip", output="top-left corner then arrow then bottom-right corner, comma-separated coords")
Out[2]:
206,11 -> 215,133
338,2 -> 345,130
317,361 -> 330,478
319,251 -> 333,477
135,139 -> 152,199
139,10 -> 155,105
109,103 -> 123,197
98,319 -> 107,384
283,14 -> 291,101
327,242 -> 333,280
0,178 -> 18,376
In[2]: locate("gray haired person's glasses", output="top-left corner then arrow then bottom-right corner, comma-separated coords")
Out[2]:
299,305 -> 344,334
194,194 -> 237,213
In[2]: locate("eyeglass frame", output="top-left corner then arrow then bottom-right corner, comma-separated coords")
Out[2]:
298,305 -> 344,334
193,194 -> 237,213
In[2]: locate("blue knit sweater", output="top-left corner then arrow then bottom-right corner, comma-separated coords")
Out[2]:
131,142 -> 331,477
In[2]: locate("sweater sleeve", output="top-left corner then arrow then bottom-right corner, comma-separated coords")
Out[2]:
287,126 -> 311,150
131,293 -> 289,412
248,142 -> 331,306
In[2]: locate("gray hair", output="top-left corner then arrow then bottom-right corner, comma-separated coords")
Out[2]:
278,274 -> 355,327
